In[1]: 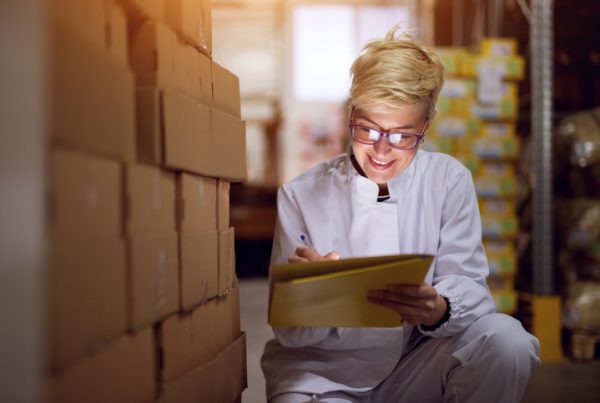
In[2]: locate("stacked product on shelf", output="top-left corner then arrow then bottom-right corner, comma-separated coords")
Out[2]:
554,108 -> 600,360
45,1 -> 247,402
427,38 -> 525,315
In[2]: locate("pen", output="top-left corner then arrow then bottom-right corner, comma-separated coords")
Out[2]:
299,233 -> 312,248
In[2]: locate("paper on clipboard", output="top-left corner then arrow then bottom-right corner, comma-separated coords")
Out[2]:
268,254 -> 434,328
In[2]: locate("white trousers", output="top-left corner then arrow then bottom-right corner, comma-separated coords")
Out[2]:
271,313 -> 540,403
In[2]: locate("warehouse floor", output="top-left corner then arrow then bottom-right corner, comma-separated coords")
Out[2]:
239,278 -> 600,403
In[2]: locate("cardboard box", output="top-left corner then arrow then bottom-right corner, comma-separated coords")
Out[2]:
50,21 -> 136,162
212,62 -> 241,118
136,88 -> 212,175
120,0 -> 164,21
125,164 -> 176,236
474,162 -> 517,198
461,54 -> 525,81
217,180 -> 230,232
160,333 -> 247,403
47,328 -> 155,403
163,0 -> 211,53
48,239 -> 127,370
177,173 -> 217,232
128,233 -> 180,330
50,149 -> 122,240
105,0 -> 129,67
210,109 -> 247,181
159,299 -> 220,383
215,286 -> 241,353
180,231 -> 219,310
218,227 -> 236,295
198,52 -> 213,104
129,21 -> 201,101
51,0 -> 105,50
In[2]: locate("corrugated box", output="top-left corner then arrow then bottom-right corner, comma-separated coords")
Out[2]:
159,299 -> 219,383
51,0 -> 105,50
484,240 -> 517,277
104,0 -> 129,68
50,149 -> 122,240
217,180 -> 230,232
50,21 -> 136,162
129,20 -> 201,101
218,227 -> 237,295
163,0 -> 212,53
198,52 -> 213,104
48,239 -> 127,370
210,109 -> 247,181
215,286 -> 241,352
128,233 -> 180,330
177,173 -> 217,232
119,0 -> 164,21
481,37 -> 518,57
160,333 -> 247,403
125,164 -> 176,236
180,231 -> 219,310
136,87 -> 212,175
47,328 -> 155,403
212,61 -> 241,118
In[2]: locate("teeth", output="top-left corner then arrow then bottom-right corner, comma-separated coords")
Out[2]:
371,157 -> 390,165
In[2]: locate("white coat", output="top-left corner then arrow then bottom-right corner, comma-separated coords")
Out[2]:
261,150 -> 499,399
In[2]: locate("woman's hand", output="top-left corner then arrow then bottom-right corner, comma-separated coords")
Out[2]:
288,246 -> 340,263
367,283 -> 447,327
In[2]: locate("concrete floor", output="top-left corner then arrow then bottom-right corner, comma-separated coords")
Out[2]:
239,278 -> 600,403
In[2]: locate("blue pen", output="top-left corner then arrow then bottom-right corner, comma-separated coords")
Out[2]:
299,233 -> 312,248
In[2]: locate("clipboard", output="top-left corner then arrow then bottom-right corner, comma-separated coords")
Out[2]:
268,254 -> 434,328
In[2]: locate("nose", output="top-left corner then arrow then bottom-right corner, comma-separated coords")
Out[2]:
373,135 -> 391,156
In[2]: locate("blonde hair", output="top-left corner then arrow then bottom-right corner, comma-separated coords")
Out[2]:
349,25 -> 445,118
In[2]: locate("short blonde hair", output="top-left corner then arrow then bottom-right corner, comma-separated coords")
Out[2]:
350,25 -> 445,119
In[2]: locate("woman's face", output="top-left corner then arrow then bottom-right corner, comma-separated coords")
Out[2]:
350,105 -> 428,188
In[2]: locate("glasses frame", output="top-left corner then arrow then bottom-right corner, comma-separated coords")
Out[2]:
348,107 -> 429,151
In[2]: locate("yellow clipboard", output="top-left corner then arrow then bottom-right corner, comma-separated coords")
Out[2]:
268,254 -> 434,328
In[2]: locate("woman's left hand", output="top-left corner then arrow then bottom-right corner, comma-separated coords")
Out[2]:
367,283 -> 447,327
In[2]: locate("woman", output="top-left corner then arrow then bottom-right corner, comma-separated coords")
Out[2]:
261,26 -> 540,403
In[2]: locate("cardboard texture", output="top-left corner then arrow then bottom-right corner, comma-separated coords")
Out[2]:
218,227 -> 237,295
51,0 -> 105,50
164,0 -> 204,49
128,233 -> 180,330
125,164 -> 176,236
159,299 -> 219,383
48,328 -> 155,403
50,21 -> 136,162
199,0 -> 212,55
120,0 -> 164,21
211,62 -> 241,118
50,149 -> 121,240
160,333 -> 247,403
104,0 -> 129,67
176,173 -> 217,232
136,88 -> 212,175
216,179 -> 230,232
180,231 -> 219,310
215,286 -> 242,353
129,20 -> 201,101
48,239 -> 127,370
198,52 -> 213,104
162,89 -> 212,174
210,109 -> 247,181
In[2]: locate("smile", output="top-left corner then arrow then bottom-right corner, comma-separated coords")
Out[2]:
368,156 -> 395,170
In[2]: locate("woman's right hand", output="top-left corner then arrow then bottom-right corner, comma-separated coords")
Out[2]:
288,246 -> 340,263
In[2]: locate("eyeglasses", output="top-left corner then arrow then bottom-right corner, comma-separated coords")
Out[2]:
347,109 -> 429,150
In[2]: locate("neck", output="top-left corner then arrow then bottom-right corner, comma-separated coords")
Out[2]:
350,154 -> 389,196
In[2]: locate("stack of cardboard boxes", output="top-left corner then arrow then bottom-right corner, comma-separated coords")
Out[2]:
425,38 -> 525,314
45,1 -> 247,401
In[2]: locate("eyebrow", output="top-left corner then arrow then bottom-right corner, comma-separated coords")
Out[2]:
354,114 -> 419,131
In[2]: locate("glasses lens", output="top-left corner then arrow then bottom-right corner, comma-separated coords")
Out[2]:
388,132 -> 418,149
352,126 -> 380,143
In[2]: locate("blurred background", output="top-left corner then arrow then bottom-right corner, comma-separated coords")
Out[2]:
2,0 -> 600,402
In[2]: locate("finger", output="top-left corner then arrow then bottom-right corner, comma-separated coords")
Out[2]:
367,290 -> 437,311
323,251 -> 340,260
295,246 -> 325,262
385,283 -> 437,299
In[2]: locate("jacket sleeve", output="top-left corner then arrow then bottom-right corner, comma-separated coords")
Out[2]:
269,185 -> 338,348
418,170 -> 496,337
